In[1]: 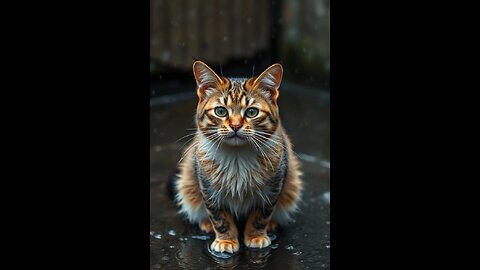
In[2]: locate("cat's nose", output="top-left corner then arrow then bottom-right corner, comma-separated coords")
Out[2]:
230,123 -> 242,132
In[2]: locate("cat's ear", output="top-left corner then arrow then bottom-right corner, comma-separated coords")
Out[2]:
193,61 -> 223,100
252,63 -> 283,103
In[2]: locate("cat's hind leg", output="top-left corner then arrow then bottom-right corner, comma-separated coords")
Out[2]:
199,219 -> 213,233
267,219 -> 278,232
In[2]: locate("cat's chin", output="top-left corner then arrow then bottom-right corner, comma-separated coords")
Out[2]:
224,136 -> 248,146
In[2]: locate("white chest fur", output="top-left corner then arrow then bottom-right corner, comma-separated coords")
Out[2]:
198,137 -> 272,217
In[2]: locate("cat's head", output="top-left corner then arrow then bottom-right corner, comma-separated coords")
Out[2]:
193,61 -> 283,147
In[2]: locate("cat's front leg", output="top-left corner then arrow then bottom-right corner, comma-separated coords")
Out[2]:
206,208 -> 239,253
197,168 -> 239,253
244,207 -> 275,249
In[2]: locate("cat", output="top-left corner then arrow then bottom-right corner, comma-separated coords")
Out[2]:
174,61 -> 303,254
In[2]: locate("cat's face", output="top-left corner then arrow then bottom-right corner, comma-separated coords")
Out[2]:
193,61 -> 283,147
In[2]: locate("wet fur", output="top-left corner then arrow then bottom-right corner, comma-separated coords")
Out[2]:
174,61 -> 303,253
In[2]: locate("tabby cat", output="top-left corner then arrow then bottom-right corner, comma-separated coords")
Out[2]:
174,61 -> 303,253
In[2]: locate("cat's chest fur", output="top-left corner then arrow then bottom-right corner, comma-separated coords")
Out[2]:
197,138 -> 276,216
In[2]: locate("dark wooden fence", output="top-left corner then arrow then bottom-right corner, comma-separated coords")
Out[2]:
150,0 -> 271,70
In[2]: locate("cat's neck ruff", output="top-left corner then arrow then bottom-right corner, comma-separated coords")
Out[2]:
198,134 -> 257,162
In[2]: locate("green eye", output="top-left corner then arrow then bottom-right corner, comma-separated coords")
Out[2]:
214,107 -> 228,117
245,108 -> 259,118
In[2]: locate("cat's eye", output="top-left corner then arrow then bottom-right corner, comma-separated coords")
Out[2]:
214,107 -> 228,117
245,108 -> 259,118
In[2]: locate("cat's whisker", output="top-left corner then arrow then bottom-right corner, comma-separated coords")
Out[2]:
250,133 -> 282,154
253,137 -> 275,171
177,141 -> 199,164
174,131 -> 205,143
252,132 -> 286,149
178,132 -> 218,164
210,135 -> 225,170
249,136 -> 274,171
253,133 -> 284,148
180,132 -> 218,150
253,129 -> 283,139
203,134 -> 222,160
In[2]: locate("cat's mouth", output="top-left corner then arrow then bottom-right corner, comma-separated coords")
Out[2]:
224,133 -> 248,146
227,133 -> 245,139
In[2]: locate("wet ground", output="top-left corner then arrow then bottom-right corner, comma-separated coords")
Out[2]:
150,81 -> 330,269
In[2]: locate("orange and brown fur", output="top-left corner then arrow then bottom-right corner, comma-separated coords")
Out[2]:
175,61 -> 303,254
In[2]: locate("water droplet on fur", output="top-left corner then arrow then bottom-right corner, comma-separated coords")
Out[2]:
169,245 -> 175,249
271,243 -> 279,249
179,237 -> 188,241
293,251 -> 303,256
168,229 -> 176,236
286,244 -> 294,250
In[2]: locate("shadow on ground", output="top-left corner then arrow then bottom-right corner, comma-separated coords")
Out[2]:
150,81 -> 330,269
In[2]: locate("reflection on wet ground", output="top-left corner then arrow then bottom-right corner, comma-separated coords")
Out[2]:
150,81 -> 330,269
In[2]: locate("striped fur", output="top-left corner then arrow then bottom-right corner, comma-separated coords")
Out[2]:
175,61 -> 303,253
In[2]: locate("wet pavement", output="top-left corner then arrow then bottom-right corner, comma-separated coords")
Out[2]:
150,81 -> 330,269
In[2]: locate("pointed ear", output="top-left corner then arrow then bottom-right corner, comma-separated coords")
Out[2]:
193,61 -> 223,100
252,63 -> 283,102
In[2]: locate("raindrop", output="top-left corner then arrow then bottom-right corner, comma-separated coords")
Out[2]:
286,244 -> 294,250
322,191 -> 330,204
161,256 -> 169,261
168,229 -> 176,236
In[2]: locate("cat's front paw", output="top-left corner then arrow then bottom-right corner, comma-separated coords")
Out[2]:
210,239 -> 239,253
244,234 -> 271,249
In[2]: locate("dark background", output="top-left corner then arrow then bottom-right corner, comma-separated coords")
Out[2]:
150,0 -> 330,97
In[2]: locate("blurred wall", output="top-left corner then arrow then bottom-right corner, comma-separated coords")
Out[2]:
150,0 -> 330,89
280,0 -> 330,88
150,0 -> 271,69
